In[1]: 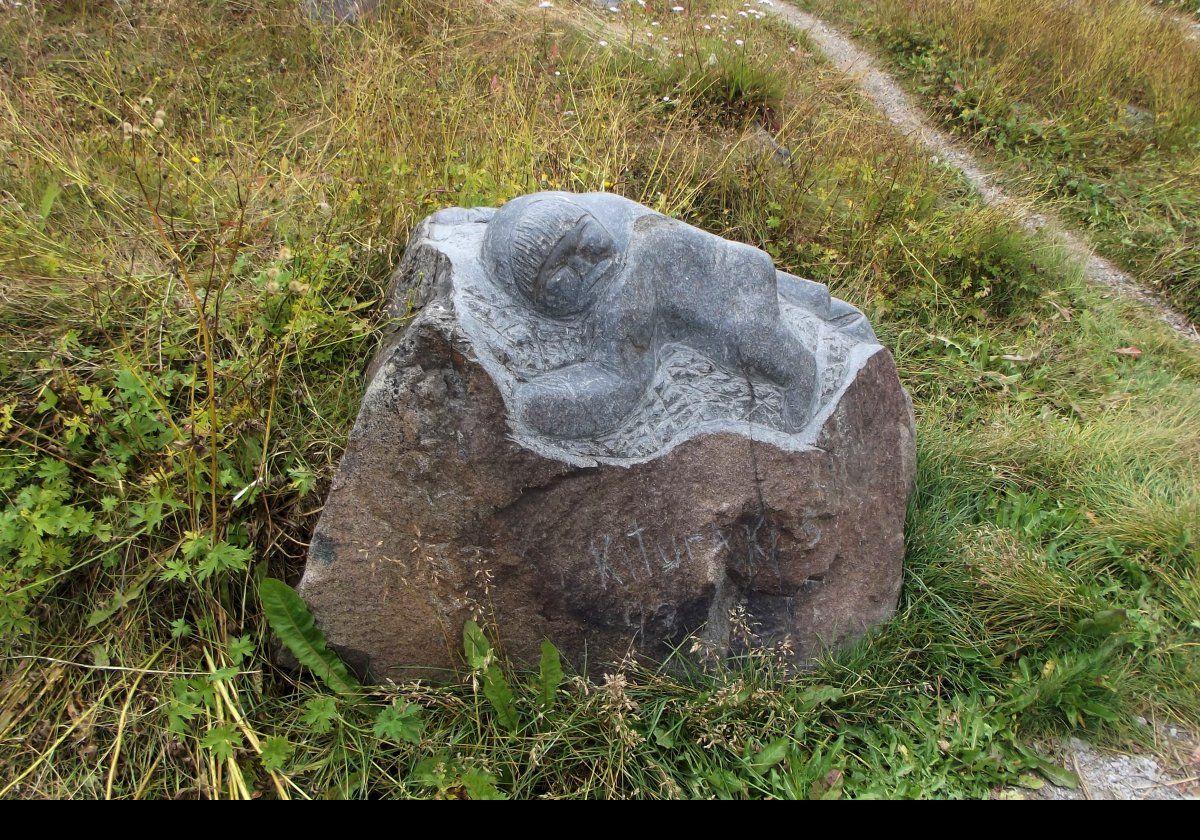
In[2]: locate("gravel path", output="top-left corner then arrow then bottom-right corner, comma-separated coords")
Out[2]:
767,3 -> 1199,343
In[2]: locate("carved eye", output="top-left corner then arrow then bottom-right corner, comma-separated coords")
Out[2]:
575,219 -> 614,263
542,266 -> 585,312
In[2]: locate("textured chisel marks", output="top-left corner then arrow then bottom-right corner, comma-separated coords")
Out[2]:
423,192 -> 881,466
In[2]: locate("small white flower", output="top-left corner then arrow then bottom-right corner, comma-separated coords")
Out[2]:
671,5 -> 684,11
703,24 -> 710,30
735,38 -> 744,45
598,39 -> 609,46
538,1 -> 552,6
608,5 -> 618,11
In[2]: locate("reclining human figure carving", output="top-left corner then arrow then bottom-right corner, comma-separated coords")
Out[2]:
476,192 -> 822,438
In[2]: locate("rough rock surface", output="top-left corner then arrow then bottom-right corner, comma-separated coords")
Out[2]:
1011,732 -> 1199,800
303,0 -> 380,23
296,193 -> 916,680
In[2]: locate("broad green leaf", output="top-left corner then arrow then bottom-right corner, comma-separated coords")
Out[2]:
1016,773 -> 1045,790
1080,700 -> 1120,723
86,569 -> 152,628
706,768 -> 747,796
200,723 -> 242,762
374,701 -> 425,744
1076,608 -> 1128,638
809,769 -> 845,800
228,634 -> 254,665
537,639 -> 563,709
300,696 -> 339,734
37,181 -> 61,229
797,685 -> 844,711
259,577 -> 360,695
411,754 -> 451,788
461,768 -> 507,800
260,736 -> 294,773
483,663 -> 519,731
463,620 -> 491,669
1034,760 -> 1080,790
749,737 -> 790,772
1018,745 -> 1080,790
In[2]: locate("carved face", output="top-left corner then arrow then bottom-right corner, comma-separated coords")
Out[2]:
533,214 -> 617,316
483,195 -> 621,318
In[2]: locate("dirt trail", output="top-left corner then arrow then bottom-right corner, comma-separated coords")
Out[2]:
768,3 -> 1199,343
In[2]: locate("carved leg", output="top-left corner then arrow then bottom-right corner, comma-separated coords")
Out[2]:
515,362 -> 648,438
735,323 -> 817,432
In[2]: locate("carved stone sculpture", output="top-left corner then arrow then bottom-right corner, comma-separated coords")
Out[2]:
303,0 -> 380,23
295,192 -> 915,680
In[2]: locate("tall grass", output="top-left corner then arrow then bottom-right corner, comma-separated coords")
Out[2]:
862,0 -> 1199,125
802,0 -> 1200,319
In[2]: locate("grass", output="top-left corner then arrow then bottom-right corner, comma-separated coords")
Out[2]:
0,0 -> 1197,798
798,0 -> 1200,321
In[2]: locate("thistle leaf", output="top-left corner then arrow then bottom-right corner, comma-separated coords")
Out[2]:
260,577 -> 360,695
538,639 -> 563,710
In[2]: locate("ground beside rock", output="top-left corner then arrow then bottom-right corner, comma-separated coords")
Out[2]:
1006,728 -> 1199,800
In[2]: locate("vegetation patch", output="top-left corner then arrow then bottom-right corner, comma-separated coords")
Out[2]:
800,0 -> 1200,320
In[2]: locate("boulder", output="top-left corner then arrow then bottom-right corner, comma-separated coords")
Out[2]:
303,0 -> 380,23
296,193 -> 915,680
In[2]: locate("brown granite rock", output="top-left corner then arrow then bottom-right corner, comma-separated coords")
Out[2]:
296,196 -> 916,680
